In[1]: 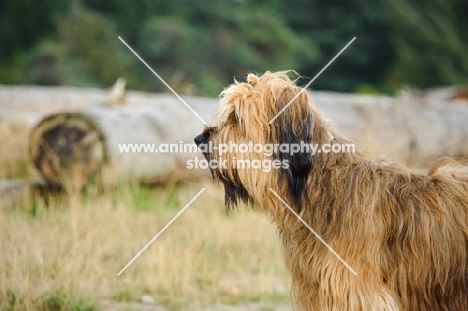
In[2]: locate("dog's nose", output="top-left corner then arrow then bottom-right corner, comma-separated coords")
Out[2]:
194,134 -> 204,146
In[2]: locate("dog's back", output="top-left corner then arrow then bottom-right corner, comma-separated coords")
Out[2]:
384,159 -> 468,310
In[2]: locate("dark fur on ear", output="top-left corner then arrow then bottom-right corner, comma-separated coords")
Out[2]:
276,102 -> 314,212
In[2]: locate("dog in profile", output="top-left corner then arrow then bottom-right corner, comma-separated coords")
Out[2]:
194,71 -> 468,311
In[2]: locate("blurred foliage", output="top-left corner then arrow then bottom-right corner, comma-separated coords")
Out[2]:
387,0 -> 468,88
55,4 -> 137,88
268,0 -> 395,92
0,0 -> 466,95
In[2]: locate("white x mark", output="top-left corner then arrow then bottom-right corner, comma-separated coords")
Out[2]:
118,36 -> 207,125
269,37 -> 356,124
117,188 -> 206,276
268,188 -> 357,275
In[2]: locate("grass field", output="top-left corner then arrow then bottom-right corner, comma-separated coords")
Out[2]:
0,182 -> 292,311
0,116 -> 292,310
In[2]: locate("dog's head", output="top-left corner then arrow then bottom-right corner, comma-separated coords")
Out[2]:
195,71 -> 324,211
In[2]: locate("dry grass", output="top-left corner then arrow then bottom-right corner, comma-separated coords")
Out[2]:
0,121 -> 29,179
0,118 -> 290,310
0,182 -> 291,310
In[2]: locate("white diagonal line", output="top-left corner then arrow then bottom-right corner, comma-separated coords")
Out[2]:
268,188 -> 357,275
118,36 -> 207,125
268,37 -> 356,124
117,188 -> 206,276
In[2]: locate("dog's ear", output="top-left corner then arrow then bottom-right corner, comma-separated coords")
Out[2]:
275,90 -> 314,212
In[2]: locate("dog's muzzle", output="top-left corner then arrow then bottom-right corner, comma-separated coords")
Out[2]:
194,134 -> 204,146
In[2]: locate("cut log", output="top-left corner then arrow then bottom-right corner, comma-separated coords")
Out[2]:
30,113 -> 106,191
28,96 -> 218,189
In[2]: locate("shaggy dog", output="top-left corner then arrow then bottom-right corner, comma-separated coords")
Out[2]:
194,71 -> 468,311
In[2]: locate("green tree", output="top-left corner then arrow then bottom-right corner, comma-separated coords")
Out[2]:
388,0 -> 468,87
136,1 -> 314,96
0,0 -> 69,59
3,0 -> 465,93
56,3 -> 136,88
0,0 -> 70,84
265,0 -> 394,92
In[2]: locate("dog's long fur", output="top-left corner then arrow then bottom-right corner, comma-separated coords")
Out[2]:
196,71 -> 468,310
